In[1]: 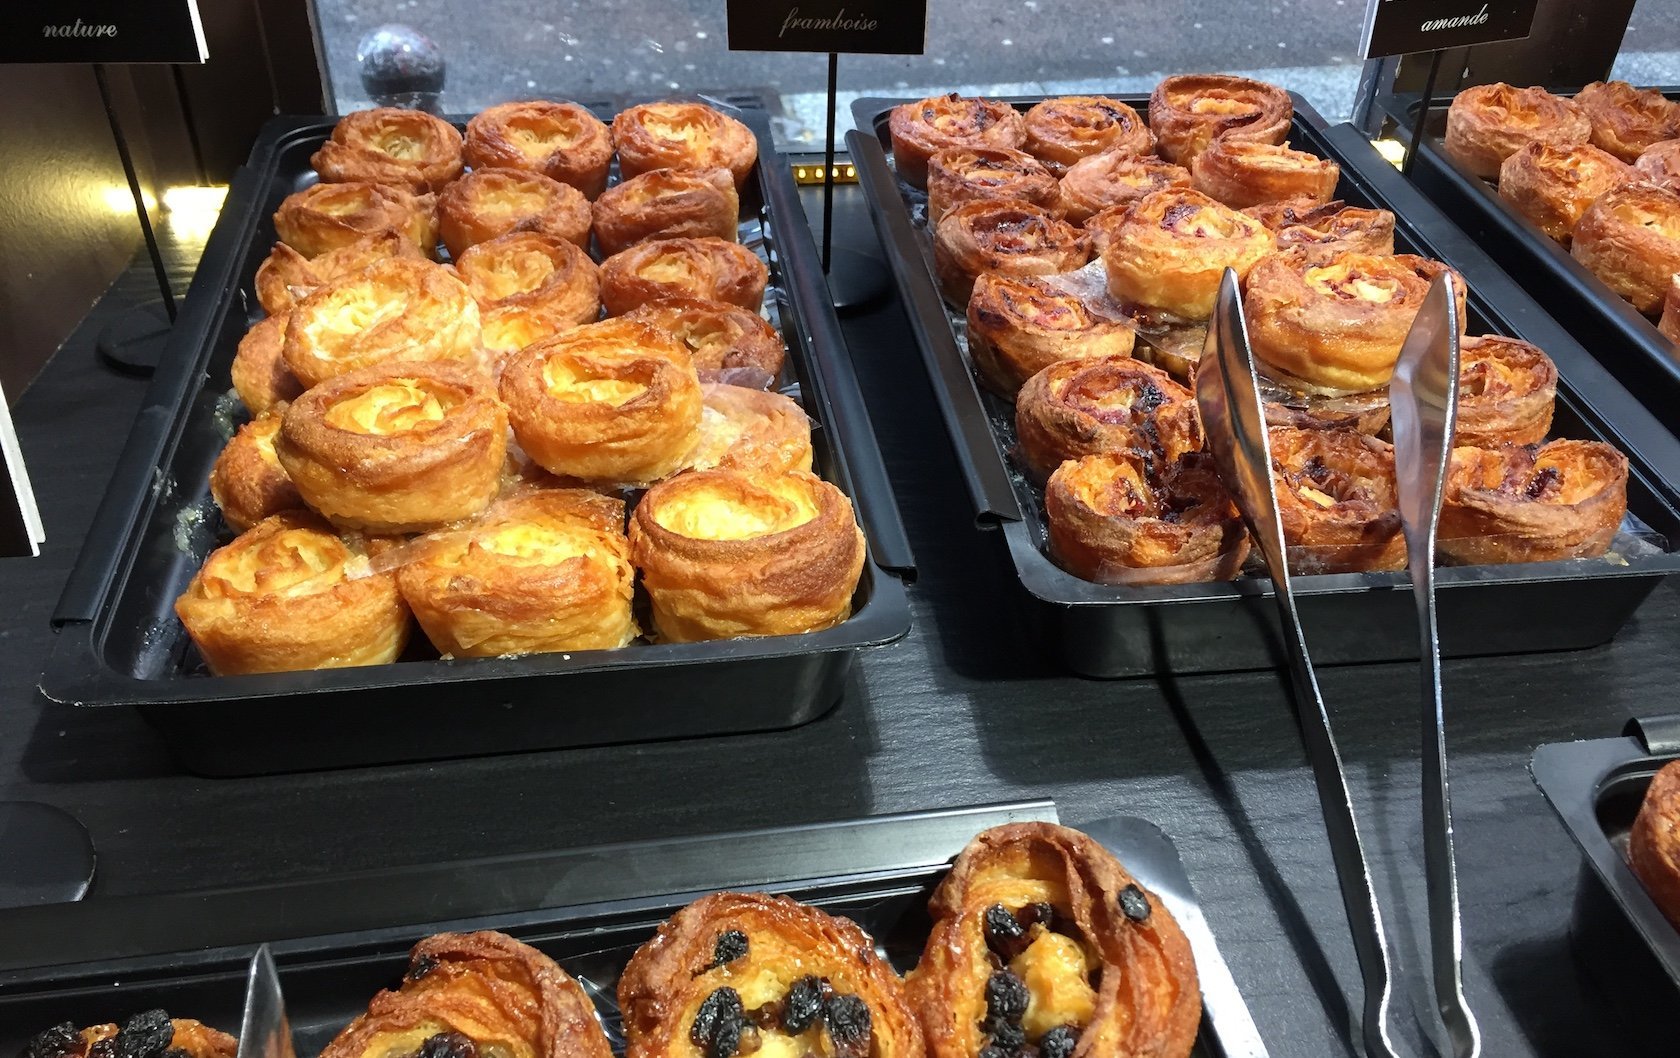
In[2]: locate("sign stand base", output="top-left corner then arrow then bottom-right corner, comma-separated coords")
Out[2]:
0,802 -> 94,908
96,300 -> 172,376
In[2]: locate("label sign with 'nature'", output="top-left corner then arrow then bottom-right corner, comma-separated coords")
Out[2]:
1360,0 -> 1538,59
727,0 -> 926,54
0,0 -> 207,64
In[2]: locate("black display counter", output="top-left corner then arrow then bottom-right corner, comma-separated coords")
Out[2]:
0,183 -> 1674,1057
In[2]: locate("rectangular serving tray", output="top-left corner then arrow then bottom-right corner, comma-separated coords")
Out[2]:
848,92 -> 1680,678
38,106 -> 915,776
1530,716 -> 1680,1042
0,803 -> 1267,1058
1395,87 -> 1680,435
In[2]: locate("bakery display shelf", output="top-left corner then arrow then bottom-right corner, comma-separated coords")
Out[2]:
1393,87 -> 1680,435
849,91 -> 1680,678
1531,716 -> 1680,1033
0,802 -> 1265,1058
38,107 -> 914,776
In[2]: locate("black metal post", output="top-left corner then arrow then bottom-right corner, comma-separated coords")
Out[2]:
823,51 -> 838,273
170,64 -> 210,186
93,63 -> 178,322
1403,49 -> 1445,177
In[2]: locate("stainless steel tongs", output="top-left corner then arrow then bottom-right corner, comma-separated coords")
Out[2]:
1194,269 -> 1480,1058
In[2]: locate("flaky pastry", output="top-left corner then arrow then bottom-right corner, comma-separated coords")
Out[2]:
1101,188 -> 1275,319
1630,760 -> 1680,931
889,94 -> 1028,189
210,411 -> 302,532
1148,74 -> 1291,166
465,100 -> 615,198
1190,139 -> 1339,209
499,318 -> 702,483
312,107 -> 463,192
437,167 -> 591,259
230,315 -> 303,416
454,232 -> 601,358
1574,81 -> 1680,162
1058,152 -> 1192,226
593,167 -> 740,256
1242,198 -> 1396,256
613,101 -> 759,187
277,361 -> 507,533
398,490 -> 637,657
1443,83 -> 1590,180
1636,139 -> 1680,192
926,147 -> 1062,225
282,257 -> 480,388
629,470 -> 865,642
1662,274 -> 1680,344
1455,335 -> 1558,447
174,511 -> 409,675
254,231 -> 424,317
1015,356 -> 1200,480
600,237 -> 769,316
932,200 -> 1088,307
22,1011 -> 236,1058
1571,182 -> 1680,314
273,180 -> 438,259
1270,427 -> 1405,574
1023,96 -> 1154,174
686,384 -> 813,475
966,272 -> 1135,397
623,297 -> 785,380
1497,141 -> 1635,244
907,822 -> 1200,1058
1438,440 -> 1628,564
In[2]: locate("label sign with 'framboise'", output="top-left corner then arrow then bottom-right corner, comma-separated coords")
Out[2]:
1360,0 -> 1539,59
726,0 -> 926,55
0,0 -> 207,64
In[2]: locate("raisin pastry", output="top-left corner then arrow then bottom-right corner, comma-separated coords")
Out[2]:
1015,356 -> 1200,480
1438,440 -> 1628,564
21,1011 -> 236,1058
889,94 -> 1027,189
1270,427 -> 1405,574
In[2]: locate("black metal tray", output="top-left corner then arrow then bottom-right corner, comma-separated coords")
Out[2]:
848,92 -> 1680,678
1395,87 -> 1680,435
0,804 -> 1266,1058
38,107 -> 914,776
1531,716 -> 1680,1043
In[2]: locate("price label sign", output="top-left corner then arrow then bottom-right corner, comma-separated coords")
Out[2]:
727,0 -> 927,55
0,0 -> 207,64
1361,0 -> 1539,59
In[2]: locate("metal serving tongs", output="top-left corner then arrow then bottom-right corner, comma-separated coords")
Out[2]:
236,945 -> 297,1058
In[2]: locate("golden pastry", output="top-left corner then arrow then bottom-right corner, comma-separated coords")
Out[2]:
1636,139 -> 1680,192
1455,335 -> 1558,447
1571,182 -> 1680,314
1015,356 -> 1200,480
1190,139 -> 1339,209
1047,451 -> 1248,584
932,200 -> 1088,307
454,232 -> 601,359
320,931 -> 613,1058
1574,81 -> 1680,162
1443,83 -> 1590,180
1438,440 -> 1628,564
1661,274 -> 1680,343
398,490 -> 637,657
600,237 -> 769,316
273,181 -> 438,259
1242,198 -> 1396,256
629,469 -> 865,642
1261,386 -> 1392,436
908,822 -> 1201,1058
1101,188 -> 1275,319
1023,96 -> 1154,174
230,315 -> 303,416
254,231 -> 424,317
436,167 -> 591,259
464,99 -> 615,199
966,272 -> 1135,397
1270,427 -> 1404,574
210,410 -> 302,532
889,94 -> 1028,189
1148,73 -> 1292,166
623,297 -> 785,381
499,318 -> 702,483
685,384 -> 813,475
1246,248 -> 1464,394
592,167 -> 740,256
1497,141 -> 1635,244
613,101 -> 759,187
277,361 -> 507,533
312,107 -> 463,192
282,257 -> 480,388
1630,760 -> 1680,931
619,892 -> 923,1058
23,1012 -> 237,1058
174,511 -> 409,675
1058,151 -> 1192,226
926,147 -> 1062,225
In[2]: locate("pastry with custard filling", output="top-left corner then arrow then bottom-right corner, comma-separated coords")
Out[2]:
592,167 -> 740,256
907,822 -> 1200,1058
613,101 -> 759,187
437,167 -> 592,258
1023,96 -> 1154,174
1101,188 -> 1275,320
1438,440 -> 1628,564
1571,182 -> 1680,314
933,199 -> 1088,307
1443,83 -> 1590,180
600,237 -> 770,316
685,384 -> 813,475
1455,335 -> 1558,448
254,231 -> 425,317
174,511 -> 409,675
210,410 -> 302,532
273,181 -> 438,259
312,107 -> 464,192
629,470 -> 865,642
1015,356 -> 1200,480
465,100 -> 615,199
889,94 -> 1028,189
1630,760 -> 1680,931
398,489 -> 638,657
454,232 -> 601,360
1148,74 -> 1291,166
320,931 -> 613,1058
1058,152 -> 1192,226
1241,198 -> 1396,256
230,315 -> 303,416
1497,141 -> 1635,245
927,147 -> 1062,225
277,361 -> 507,533
1190,139 -> 1339,210
282,257 -> 480,388
623,297 -> 785,381
1574,81 -> 1680,163
1270,427 -> 1405,574
966,272 -> 1135,397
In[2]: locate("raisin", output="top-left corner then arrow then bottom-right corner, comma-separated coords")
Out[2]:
410,1034 -> 477,1058
986,1023 -> 1026,1053
1118,885 -> 1151,923
984,969 -> 1031,1027
1038,1026 -> 1078,1058
713,930 -> 749,967
1135,381 -> 1165,413
88,1040 -> 117,1058
691,987 -> 745,1058
114,1012 -> 173,1058
983,904 -> 1031,961
822,994 -> 872,1058
407,953 -> 440,981
781,976 -> 827,1034
1015,903 -> 1057,932
24,1024 -> 84,1058
978,1047 -> 1015,1058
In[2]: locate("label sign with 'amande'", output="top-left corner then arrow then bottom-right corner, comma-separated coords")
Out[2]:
727,0 -> 927,54
1360,0 -> 1539,59
0,0 -> 207,64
